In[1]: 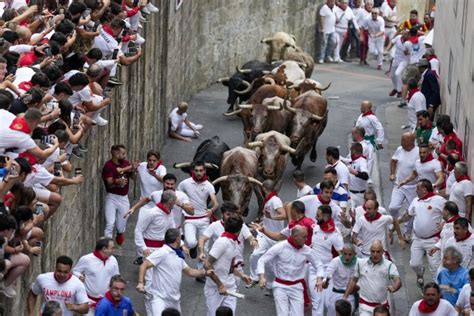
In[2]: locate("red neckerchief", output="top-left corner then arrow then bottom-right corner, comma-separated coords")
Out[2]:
420,153 -> 434,163
289,216 -> 307,229
191,171 -> 208,183
19,151 -> 38,166
427,54 -> 437,61
364,212 -> 382,223
105,291 -> 121,306
221,232 -> 240,244
320,218 -> 336,233
456,231 -> 472,242
151,160 -> 163,170
263,191 -> 278,205
351,154 -> 366,161
102,25 -> 115,37
456,174 -> 471,182
408,36 -> 419,44
419,191 -> 436,201
387,0 -> 395,9
407,88 -> 420,102
93,250 -> 109,265
287,236 -> 303,249
446,215 -> 460,223
54,272 -> 73,284
317,194 -> 330,205
157,202 -> 171,214
418,299 -> 439,313
9,117 -> 31,134
3,192 -> 14,208
424,21 -> 432,30
421,121 -> 433,130
18,81 -> 33,91
362,110 -> 375,117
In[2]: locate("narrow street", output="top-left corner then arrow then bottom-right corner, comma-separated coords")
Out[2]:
116,60 -> 421,315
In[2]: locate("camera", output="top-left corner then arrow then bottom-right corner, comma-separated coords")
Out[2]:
74,168 -> 82,176
54,161 -> 62,176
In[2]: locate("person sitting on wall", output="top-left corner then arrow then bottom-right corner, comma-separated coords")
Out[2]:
168,102 -> 204,142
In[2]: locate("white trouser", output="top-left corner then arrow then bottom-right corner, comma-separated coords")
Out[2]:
334,29 -> 347,60
145,295 -> 180,316
326,290 -> 355,316
204,286 -> 237,316
127,12 -> 140,31
250,233 -> 277,284
368,36 -> 384,65
183,217 -> 210,249
349,191 -> 365,210
390,60 -> 408,92
389,185 -> 416,234
176,122 -> 199,137
104,193 -> 130,238
407,103 -> 419,131
359,302 -> 379,316
309,265 -> 326,316
410,235 -> 441,281
385,26 -> 396,43
273,284 -> 304,316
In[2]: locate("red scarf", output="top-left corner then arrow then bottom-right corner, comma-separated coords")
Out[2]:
157,202 -> 171,214
446,215 -> 460,223
319,218 -> 336,233
18,81 -> 33,91
419,191 -> 436,200
287,236 -> 303,249
105,291 -> 121,306
289,217 -> 314,246
387,0 -> 395,9
191,171 -> 208,183
362,110 -> 375,117
221,232 -> 240,244
54,272 -> 73,284
9,117 -> 31,134
421,153 -> 434,163
456,174 -> 471,182
427,54 -> 437,61
151,160 -> 163,170
263,191 -> 278,205
364,212 -> 382,223
407,88 -> 420,102
19,151 -> 38,166
351,154 -> 365,161
456,231 -> 472,242
317,194 -> 330,205
103,25 -> 115,37
408,36 -> 419,44
93,250 -> 109,265
418,299 -> 439,313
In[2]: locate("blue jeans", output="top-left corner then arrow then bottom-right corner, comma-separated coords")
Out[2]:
319,32 -> 336,60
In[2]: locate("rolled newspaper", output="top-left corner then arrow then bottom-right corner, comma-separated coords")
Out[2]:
227,290 -> 245,299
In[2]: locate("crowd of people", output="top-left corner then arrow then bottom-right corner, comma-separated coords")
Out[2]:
0,0 -> 471,316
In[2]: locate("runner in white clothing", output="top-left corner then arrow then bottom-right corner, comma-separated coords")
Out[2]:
346,143 -> 369,210
380,0 -> 398,45
136,150 -> 167,198
409,282 -> 457,316
326,146 -> 350,190
72,238 -> 119,315
314,168 -> 350,214
449,162 -> 473,219
292,170 -> 312,198
355,101 -> 384,149
406,79 -> 427,130
334,1 -> 359,63
168,102 -> 203,142
385,32 -> 410,97
258,225 -> 324,316
136,228 -> 210,315
399,144 -> 444,190
362,9 -> 385,69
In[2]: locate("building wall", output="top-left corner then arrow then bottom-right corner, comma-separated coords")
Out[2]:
433,0 -> 474,174
2,0 -> 323,314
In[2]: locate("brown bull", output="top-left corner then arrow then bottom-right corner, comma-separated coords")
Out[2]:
285,90 -> 329,169
212,147 -> 262,216
287,49 -> 315,78
248,131 -> 296,187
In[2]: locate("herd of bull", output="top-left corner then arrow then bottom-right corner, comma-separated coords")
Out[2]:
174,32 -> 332,217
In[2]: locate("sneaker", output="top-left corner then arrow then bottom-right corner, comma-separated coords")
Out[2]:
326,56 -> 334,63
195,276 -> 206,284
146,2 -> 159,13
108,77 -> 123,86
141,7 -> 151,15
133,257 -> 143,265
194,124 -> 203,130
396,92 -> 402,98
334,58 -> 343,63
389,89 -> 397,97
376,64 -> 382,70
416,270 -> 424,289
115,233 -> 125,246
318,59 -> 324,64
0,283 -> 16,298
77,143 -> 88,152
92,115 -> 108,127
134,34 -> 145,45
264,288 -> 272,297
189,246 -> 198,259
71,147 -> 84,160
245,280 -> 259,288
398,102 -> 407,108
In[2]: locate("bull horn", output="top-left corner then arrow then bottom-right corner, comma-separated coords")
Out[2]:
284,101 -> 297,113
294,137 -> 305,153
236,66 -> 252,74
316,82 -> 332,92
234,80 -> 253,95
248,177 -> 263,186
247,141 -> 263,148
216,77 -> 230,84
311,113 -> 324,121
204,163 -> 219,169
262,70 -> 271,74
223,109 -> 242,116
281,145 -> 296,154
260,37 -> 273,44
267,104 -> 281,111
264,77 -> 276,85
238,104 -> 254,110
173,162 -> 191,169
212,176 -> 229,185
296,62 -> 307,68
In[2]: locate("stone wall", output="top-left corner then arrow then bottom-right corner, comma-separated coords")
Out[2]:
3,0 -> 322,314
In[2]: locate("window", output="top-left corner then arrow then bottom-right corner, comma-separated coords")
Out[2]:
454,82 -> 461,129
448,50 -> 453,93
461,0 -> 468,44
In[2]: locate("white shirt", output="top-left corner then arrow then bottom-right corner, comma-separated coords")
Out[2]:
205,237 -> 238,290
449,179 -> 473,217
444,234 -> 474,269
137,162 -> 166,198
72,253 -> 119,298
203,221 -> 251,263
0,122 -> 37,153
354,205 -> 388,222
355,257 -> 399,304
446,171 -> 456,194
408,194 -> 446,239
392,146 -> 419,185
177,177 -> 215,217
380,1 -> 397,28
407,36 -> 426,64
134,205 -> 174,251
456,283 -> 472,310
355,113 -> 385,144
24,164 -> 54,188
353,214 -> 393,255
414,158 -> 442,184
348,157 -> 368,192
169,107 -> 187,132
263,196 -> 286,232
150,190 -> 190,228
355,7 -> 371,27
409,298 -> 457,316
327,160 -> 350,188
297,195 -> 343,231
257,240 -> 324,286
320,4 -> 337,34
407,92 -> 427,129
439,219 -> 456,254
363,16 -> 385,35
68,85 -> 95,107
335,6 -> 359,31
391,35 -> 411,63
31,272 -> 88,316
92,28 -> 122,59
296,184 -> 312,198
146,245 -> 188,301
311,224 -> 344,265
325,256 -> 357,290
